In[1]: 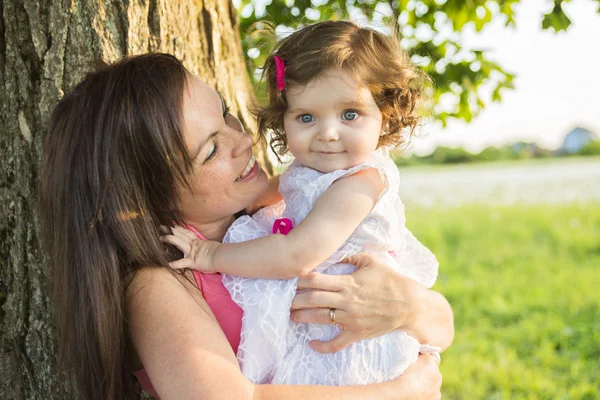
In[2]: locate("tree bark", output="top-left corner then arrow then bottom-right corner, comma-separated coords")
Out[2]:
0,1 -> 268,398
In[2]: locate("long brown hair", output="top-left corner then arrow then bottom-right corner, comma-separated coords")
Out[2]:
256,20 -> 430,159
39,53 -> 192,399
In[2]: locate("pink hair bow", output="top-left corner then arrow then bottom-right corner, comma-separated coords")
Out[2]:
272,218 -> 293,235
273,55 -> 286,91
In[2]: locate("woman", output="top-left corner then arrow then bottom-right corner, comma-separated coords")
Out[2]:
39,53 -> 453,399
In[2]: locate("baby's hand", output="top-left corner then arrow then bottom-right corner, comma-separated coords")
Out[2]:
160,225 -> 219,273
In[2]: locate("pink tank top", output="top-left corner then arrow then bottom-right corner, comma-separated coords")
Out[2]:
132,227 -> 243,399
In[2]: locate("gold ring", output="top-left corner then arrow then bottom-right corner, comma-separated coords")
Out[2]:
329,308 -> 336,325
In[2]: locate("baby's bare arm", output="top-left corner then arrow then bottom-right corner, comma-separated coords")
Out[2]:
209,168 -> 386,279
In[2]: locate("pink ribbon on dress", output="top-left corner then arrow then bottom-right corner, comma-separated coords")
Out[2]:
273,55 -> 286,91
272,218 -> 293,235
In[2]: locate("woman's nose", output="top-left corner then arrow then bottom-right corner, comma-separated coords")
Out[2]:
231,125 -> 252,158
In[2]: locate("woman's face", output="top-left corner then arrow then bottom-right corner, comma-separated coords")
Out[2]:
177,75 -> 268,227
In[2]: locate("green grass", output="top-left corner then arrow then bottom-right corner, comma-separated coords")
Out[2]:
406,203 -> 600,400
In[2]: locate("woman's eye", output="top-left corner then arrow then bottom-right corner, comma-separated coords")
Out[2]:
299,114 -> 315,123
342,110 -> 359,121
204,142 -> 218,163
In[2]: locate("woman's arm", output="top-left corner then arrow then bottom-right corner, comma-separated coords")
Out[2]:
126,267 -> 440,400
290,253 -> 454,352
165,169 -> 385,278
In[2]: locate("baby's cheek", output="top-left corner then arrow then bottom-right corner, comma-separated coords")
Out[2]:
350,134 -> 377,155
286,135 -> 306,156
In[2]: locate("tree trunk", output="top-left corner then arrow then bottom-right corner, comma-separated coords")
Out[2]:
0,1 -> 268,398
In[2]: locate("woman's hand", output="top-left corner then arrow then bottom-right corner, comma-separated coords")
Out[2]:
290,252 -> 454,353
290,252 -> 419,352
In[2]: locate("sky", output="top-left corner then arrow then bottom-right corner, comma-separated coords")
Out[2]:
409,0 -> 600,154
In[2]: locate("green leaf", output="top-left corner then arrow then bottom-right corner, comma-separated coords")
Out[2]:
237,0 -> 578,126
542,2 -> 572,32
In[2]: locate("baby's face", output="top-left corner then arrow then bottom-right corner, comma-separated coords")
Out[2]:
283,70 -> 382,173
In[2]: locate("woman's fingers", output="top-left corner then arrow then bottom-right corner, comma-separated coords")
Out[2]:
309,331 -> 362,354
159,234 -> 191,255
291,290 -> 346,311
290,307 -> 348,325
296,273 -> 345,291
340,252 -> 376,270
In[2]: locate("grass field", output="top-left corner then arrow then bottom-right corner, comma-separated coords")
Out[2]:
406,203 -> 600,399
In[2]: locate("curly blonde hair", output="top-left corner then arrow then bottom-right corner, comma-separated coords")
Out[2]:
256,20 -> 430,159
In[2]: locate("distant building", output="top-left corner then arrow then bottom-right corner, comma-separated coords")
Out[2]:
559,127 -> 598,154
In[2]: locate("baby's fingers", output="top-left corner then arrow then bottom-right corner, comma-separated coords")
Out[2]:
169,258 -> 195,270
160,234 -> 191,255
173,225 -> 198,241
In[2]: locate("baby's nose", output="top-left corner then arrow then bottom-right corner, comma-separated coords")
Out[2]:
318,123 -> 339,141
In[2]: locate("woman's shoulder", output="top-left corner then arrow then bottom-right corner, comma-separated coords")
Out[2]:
128,265 -> 193,288
125,267 -> 241,398
126,267 -> 218,356
126,267 -> 207,312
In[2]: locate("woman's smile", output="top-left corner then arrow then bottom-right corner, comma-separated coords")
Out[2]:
236,155 -> 259,182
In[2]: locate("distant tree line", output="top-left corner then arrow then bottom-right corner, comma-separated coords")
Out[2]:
394,140 -> 600,167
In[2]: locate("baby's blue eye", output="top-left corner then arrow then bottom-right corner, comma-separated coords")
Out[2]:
342,110 -> 359,121
299,114 -> 315,123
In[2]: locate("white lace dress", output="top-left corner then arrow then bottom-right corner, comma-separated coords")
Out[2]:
222,147 -> 439,385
